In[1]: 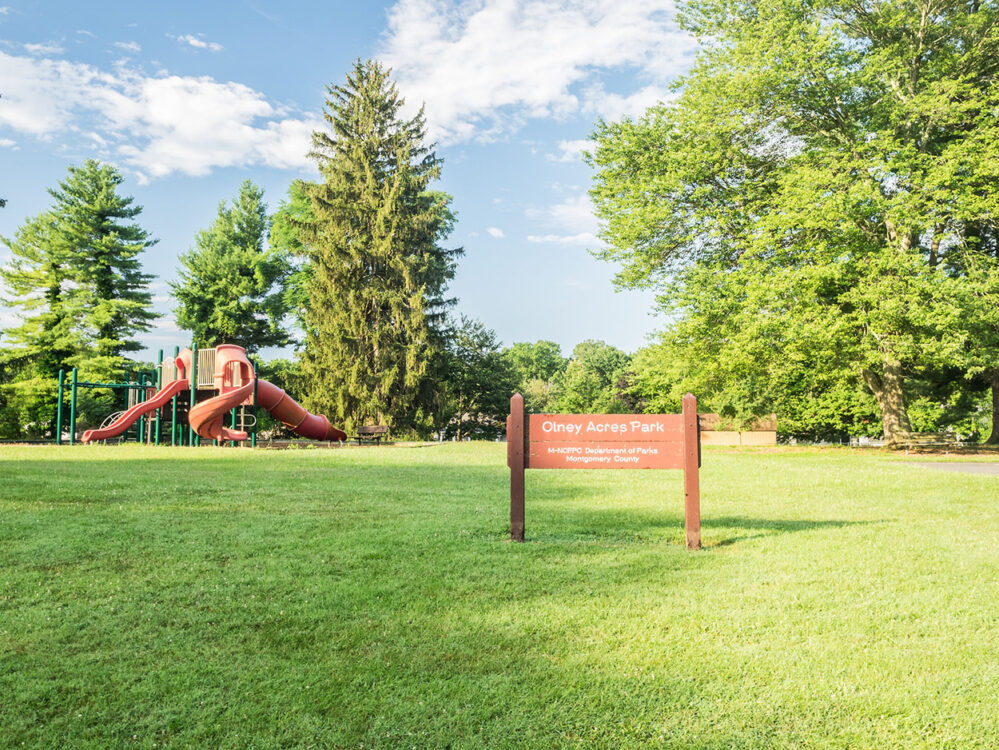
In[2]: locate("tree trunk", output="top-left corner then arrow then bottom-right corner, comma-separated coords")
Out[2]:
986,370 -> 999,445
862,359 -> 913,444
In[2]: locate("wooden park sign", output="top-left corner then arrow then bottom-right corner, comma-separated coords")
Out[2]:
507,393 -> 702,549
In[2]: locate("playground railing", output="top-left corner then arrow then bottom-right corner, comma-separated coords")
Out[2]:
197,349 -> 216,388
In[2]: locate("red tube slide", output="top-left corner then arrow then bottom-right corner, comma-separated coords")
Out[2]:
187,379 -> 347,442
81,379 -> 190,443
256,380 -> 347,442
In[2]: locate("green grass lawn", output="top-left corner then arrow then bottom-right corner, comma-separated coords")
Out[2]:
2,443 -> 998,748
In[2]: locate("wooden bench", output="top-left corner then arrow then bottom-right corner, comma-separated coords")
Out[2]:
893,431 -> 962,453
353,424 -> 390,445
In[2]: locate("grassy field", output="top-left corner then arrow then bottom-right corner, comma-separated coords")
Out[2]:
2,443 -> 998,748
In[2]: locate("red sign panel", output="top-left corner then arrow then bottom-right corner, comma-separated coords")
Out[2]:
526,414 -> 684,469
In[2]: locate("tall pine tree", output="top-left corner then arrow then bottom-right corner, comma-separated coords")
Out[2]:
297,59 -> 460,433
0,211 -> 88,437
172,180 -> 292,353
1,211 -> 84,379
0,160 -> 157,435
49,160 -> 157,378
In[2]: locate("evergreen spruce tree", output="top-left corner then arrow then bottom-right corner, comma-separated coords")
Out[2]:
1,211 -> 84,378
297,59 -> 460,433
49,160 -> 158,378
0,160 -> 156,435
171,180 -> 291,353
0,211 -> 87,437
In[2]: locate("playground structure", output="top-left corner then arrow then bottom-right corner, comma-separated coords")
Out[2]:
55,344 -> 346,446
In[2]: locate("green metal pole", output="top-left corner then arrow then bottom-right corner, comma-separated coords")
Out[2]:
230,407 -> 236,448
145,372 -> 152,444
189,344 -> 198,446
56,369 -> 65,445
251,361 -> 258,449
155,350 -> 163,446
69,368 -> 78,445
137,373 -> 146,444
171,346 -> 180,446
133,377 -> 138,444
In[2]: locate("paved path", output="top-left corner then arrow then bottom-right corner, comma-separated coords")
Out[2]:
911,462 -> 999,475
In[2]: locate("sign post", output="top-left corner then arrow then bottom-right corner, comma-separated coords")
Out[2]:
509,393 -> 526,542
507,394 -> 701,549
682,393 -> 701,550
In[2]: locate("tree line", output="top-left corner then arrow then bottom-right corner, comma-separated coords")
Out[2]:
6,5 -> 999,446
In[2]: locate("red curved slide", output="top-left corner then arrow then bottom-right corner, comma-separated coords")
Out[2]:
187,382 -> 254,442
256,380 -> 347,442
81,379 -> 190,443
188,379 -> 347,442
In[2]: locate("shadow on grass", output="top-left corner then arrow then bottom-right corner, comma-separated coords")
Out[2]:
705,515 -> 890,546
518,506 -> 889,549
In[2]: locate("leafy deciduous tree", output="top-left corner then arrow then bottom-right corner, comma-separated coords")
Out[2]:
590,0 -> 999,443
503,340 -> 566,413
442,317 -> 517,440
554,340 -> 631,414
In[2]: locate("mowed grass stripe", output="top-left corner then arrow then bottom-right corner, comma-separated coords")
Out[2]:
1,444 -> 997,747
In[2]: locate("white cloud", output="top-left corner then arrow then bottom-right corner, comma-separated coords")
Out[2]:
380,0 -> 696,143
527,193 -> 599,235
0,51 -> 320,180
486,227 -> 504,238
547,138 -> 595,163
0,137 -> 16,148
142,319 -> 184,343
113,41 -> 142,53
23,41 -> 66,56
148,321 -> 182,335
0,6 -> 12,15
525,193 -> 603,247
174,34 -> 224,52
581,83 -> 676,121
526,232 -> 597,246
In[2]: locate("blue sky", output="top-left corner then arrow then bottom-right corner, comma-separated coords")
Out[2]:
0,0 -> 697,361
